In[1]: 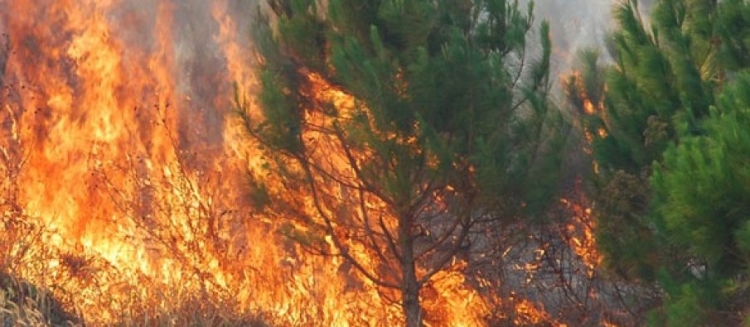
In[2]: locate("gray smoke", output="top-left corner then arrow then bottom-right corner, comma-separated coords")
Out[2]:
530,0 -> 655,76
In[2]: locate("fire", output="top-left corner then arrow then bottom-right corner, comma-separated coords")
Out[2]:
0,1 -> 610,326
280,68 -> 492,326
561,70 -> 604,272
565,69 -> 609,153
561,186 -> 601,275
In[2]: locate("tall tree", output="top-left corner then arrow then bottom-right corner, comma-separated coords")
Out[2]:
567,0 -> 723,280
243,0 -> 562,325
650,71 -> 750,326
567,0 -> 750,325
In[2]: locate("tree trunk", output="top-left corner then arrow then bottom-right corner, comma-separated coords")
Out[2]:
399,217 -> 423,327
402,265 -> 422,327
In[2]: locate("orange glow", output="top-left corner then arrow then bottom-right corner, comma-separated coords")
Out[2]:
597,127 -> 608,138
566,70 -> 604,116
513,299 -> 561,326
562,181 -> 602,274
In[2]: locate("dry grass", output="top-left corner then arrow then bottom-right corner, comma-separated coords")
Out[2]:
0,272 -> 270,327
0,272 -> 80,327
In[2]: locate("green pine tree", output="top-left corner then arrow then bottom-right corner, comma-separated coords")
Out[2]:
567,0 -> 719,282
242,0 -> 564,325
650,71 -> 750,326
567,0 -> 750,325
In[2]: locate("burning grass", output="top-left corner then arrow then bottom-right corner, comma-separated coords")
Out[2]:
0,139 -> 640,326
0,160 -> 266,326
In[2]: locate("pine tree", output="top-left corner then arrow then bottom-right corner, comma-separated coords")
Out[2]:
567,0 -> 750,325
650,72 -> 750,326
243,0 -> 563,325
567,0 -> 719,281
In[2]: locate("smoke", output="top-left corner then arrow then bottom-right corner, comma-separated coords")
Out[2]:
538,0 -> 615,64
532,0 -> 654,75
83,0 -> 640,114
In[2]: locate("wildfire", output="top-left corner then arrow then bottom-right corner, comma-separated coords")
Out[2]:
562,192 -> 601,275
0,1 -> 608,326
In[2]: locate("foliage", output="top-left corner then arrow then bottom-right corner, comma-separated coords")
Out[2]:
246,0 -> 564,325
567,0 -> 750,325
650,72 -> 750,326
